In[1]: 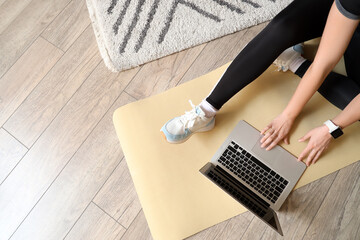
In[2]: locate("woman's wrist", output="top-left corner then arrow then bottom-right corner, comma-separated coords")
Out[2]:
281,108 -> 298,121
331,116 -> 346,129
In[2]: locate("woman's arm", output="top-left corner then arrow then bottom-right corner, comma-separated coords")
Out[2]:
332,94 -> 360,128
282,1 -> 359,120
298,93 -> 360,166
261,1 -> 360,151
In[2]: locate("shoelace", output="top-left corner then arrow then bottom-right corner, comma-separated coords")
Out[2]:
179,100 -> 202,129
273,59 -> 288,71
274,45 -> 303,72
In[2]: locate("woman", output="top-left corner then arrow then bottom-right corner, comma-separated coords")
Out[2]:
161,0 -> 360,166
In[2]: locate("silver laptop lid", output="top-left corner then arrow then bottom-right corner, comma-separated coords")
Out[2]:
210,120 -> 306,210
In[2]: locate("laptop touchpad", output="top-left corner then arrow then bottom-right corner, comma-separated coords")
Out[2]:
251,137 -> 282,162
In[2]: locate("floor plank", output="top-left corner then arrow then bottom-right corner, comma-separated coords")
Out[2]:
240,217 -> 268,240
0,128 -> 27,184
65,202 -> 126,240
117,192 -> 142,228
303,161 -> 360,240
0,0 -> 32,34
3,26 -> 101,148
9,92 -> 136,240
0,37 -> 63,126
0,62 -> 138,239
260,170 -> 338,239
0,0 -> 72,78
119,210 -> 153,240
213,212 -> 254,240
124,43 -> 206,100
93,158 -> 142,228
41,0 -> 91,51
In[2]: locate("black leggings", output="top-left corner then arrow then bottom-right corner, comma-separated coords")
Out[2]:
206,0 -> 360,111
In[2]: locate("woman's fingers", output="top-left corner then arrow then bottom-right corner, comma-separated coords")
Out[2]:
261,129 -> 288,150
261,123 -> 273,135
298,125 -> 331,165
299,131 -> 311,142
261,133 -> 276,148
298,144 -> 312,162
306,149 -> 317,166
260,128 -> 273,143
261,114 -> 294,150
266,135 -> 283,150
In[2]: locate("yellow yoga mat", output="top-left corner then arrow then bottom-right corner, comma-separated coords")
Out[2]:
113,63 -> 360,240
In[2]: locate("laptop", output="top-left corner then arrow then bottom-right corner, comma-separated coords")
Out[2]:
199,120 -> 306,236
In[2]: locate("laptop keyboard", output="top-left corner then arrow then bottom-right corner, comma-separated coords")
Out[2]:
207,169 -> 267,217
218,141 -> 289,204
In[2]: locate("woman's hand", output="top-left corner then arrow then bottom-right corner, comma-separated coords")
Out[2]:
260,113 -> 295,151
298,125 -> 332,166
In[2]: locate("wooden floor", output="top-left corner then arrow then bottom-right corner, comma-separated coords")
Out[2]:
0,0 -> 359,239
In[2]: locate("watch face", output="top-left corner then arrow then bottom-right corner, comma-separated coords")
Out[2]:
331,128 -> 343,139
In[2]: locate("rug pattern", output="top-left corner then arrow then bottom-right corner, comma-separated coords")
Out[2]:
87,0 -> 293,71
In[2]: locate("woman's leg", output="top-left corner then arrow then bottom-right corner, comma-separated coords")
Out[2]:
294,25 -> 360,110
295,60 -> 360,110
206,0 -> 334,110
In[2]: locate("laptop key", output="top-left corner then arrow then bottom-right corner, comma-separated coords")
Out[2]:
275,186 -> 282,193
228,146 -> 236,153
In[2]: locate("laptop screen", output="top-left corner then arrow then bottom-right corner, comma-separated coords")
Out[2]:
200,162 -> 283,236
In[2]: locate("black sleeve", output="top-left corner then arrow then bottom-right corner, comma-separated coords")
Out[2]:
336,0 -> 360,20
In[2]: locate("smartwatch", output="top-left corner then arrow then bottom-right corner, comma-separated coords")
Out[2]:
324,120 -> 343,139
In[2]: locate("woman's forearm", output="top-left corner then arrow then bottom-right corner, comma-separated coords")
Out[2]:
282,62 -> 333,119
332,94 -> 360,129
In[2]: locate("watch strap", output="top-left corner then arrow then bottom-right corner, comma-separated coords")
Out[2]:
324,120 -> 343,139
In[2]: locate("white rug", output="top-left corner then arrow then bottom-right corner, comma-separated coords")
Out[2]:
86,0 -> 293,72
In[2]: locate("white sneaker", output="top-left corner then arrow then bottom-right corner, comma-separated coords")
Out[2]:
273,44 -> 304,72
160,100 -> 215,143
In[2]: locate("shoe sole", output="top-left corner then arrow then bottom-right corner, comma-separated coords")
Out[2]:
161,119 -> 215,144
